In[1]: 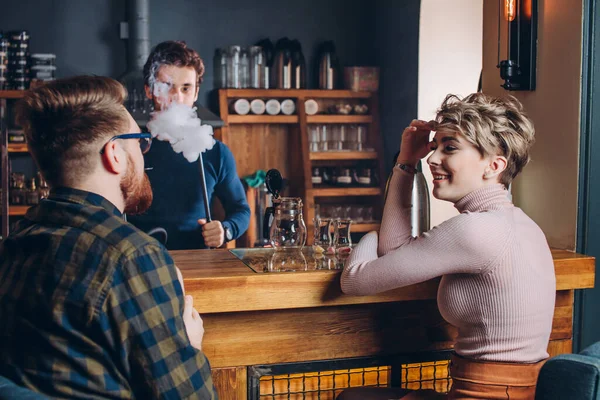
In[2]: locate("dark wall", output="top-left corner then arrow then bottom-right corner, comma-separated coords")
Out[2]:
0,0 -> 419,181
0,0 -> 379,104
373,1 -> 420,175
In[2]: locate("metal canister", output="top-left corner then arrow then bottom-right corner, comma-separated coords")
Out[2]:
411,161 -> 431,237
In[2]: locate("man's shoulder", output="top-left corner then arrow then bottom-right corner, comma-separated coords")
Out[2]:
38,200 -> 167,261
206,139 -> 231,158
99,214 -> 167,259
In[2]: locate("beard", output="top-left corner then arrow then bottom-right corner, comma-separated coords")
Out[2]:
120,153 -> 153,215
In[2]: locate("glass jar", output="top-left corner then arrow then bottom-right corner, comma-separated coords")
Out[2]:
311,167 -> 323,186
336,168 -> 353,186
26,178 -> 39,205
355,168 -> 374,186
239,47 -> 250,88
322,167 -> 336,186
226,45 -> 241,88
37,171 -> 50,200
9,173 -> 25,205
213,48 -> 228,89
268,197 -> 307,250
249,46 -> 265,89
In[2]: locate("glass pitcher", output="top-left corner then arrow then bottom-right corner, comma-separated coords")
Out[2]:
265,197 -> 307,250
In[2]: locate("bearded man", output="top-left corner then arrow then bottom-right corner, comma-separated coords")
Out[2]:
0,76 -> 216,399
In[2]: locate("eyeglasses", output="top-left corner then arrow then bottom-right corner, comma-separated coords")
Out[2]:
100,133 -> 152,155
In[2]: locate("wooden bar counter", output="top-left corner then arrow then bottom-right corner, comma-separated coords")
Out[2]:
173,248 -> 595,399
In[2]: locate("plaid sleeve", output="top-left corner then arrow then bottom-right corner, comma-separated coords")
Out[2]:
103,244 -> 217,399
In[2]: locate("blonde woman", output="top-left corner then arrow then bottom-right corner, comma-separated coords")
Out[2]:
338,93 -> 555,399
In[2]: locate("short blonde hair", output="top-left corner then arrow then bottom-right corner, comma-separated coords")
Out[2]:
435,93 -> 535,187
16,76 -> 129,187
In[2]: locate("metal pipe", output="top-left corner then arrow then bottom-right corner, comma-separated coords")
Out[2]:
126,0 -> 150,74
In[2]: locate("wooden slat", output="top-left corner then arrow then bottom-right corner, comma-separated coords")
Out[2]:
227,114 -> 298,124
0,90 -> 26,99
311,187 -> 382,197
7,205 -> 29,216
203,294 -> 574,369
306,115 -> 373,124
547,339 -> 573,357
7,143 -> 28,153
351,223 -> 381,233
200,293 -> 576,368
202,300 -> 456,368
309,151 -> 378,161
550,290 -> 573,340
553,250 -> 595,290
222,88 -> 373,99
212,367 -> 247,400
225,124 -> 292,178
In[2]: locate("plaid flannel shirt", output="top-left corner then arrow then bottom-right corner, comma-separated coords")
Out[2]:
0,187 -> 217,399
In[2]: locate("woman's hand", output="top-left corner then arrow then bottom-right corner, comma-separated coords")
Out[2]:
397,119 -> 435,166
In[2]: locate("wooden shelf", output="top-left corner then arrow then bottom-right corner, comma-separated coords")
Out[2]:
227,114 -> 298,124
7,143 -> 28,153
351,222 -> 381,233
2,205 -> 30,216
0,90 -> 26,99
309,151 -> 377,161
307,115 -> 372,124
311,187 -> 382,197
221,89 -> 373,99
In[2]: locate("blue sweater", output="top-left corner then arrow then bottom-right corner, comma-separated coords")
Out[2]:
129,140 -> 250,250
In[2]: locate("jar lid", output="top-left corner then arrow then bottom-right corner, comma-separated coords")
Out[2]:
31,65 -> 57,71
31,53 -> 56,59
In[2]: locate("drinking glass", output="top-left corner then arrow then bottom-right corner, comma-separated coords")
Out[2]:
319,125 -> 329,151
333,219 -> 353,254
308,125 -> 320,152
313,217 -> 333,252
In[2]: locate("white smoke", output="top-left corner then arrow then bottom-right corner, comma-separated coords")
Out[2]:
146,64 -> 215,163
147,102 -> 215,163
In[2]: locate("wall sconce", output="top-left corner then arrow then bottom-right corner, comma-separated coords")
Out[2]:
497,0 -> 538,90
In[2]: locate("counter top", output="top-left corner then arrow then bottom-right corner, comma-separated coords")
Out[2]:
174,248 -> 595,314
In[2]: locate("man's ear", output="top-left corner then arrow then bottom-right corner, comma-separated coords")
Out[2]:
101,140 -> 127,175
144,84 -> 153,100
193,84 -> 199,103
484,155 -> 508,181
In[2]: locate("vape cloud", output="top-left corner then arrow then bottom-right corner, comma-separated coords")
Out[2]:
146,61 -> 215,163
147,102 -> 215,162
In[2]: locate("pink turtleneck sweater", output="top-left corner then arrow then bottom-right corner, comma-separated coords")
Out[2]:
341,167 -> 556,362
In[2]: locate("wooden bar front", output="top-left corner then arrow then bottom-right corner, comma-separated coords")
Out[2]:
174,249 -> 595,399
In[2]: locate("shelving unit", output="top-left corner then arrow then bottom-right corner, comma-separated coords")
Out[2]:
217,89 -> 385,247
6,205 -> 29,216
1,90 -> 27,238
8,143 -> 27,153
309,150 -> 378,161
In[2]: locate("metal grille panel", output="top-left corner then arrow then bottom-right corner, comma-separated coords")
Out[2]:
254,360 -> 451,399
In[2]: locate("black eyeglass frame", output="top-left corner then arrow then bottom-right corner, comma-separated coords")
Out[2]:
99,133 -> 152,155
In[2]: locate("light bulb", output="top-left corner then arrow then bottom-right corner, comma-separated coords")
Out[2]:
505,0 -> 516,22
